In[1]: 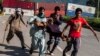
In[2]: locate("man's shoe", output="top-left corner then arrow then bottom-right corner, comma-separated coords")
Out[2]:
49,53 -> 54,56
47,50 -> 50,54
29,49 -> 33,54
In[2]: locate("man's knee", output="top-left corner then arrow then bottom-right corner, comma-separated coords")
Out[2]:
54,38 -> 60,45
63,47 -> 71,53
54,41 -> 59,45
47,39 -> 54,45
31,44 -> 38,50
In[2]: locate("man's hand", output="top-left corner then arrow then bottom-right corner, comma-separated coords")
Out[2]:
61,34 -> 67,41
94,33 -> 99,42
96,36 -> 99,42
86,24 -> 99,42
62,37 -> 67,41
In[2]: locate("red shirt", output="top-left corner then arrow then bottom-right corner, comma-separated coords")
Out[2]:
67,17 -> 88,38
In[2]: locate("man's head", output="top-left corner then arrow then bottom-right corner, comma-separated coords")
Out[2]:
75,8 -> 82,18
38,7 -> 45,18
15,8 -> 22,15
39,7 -> 45,13
54,6 -> 60,15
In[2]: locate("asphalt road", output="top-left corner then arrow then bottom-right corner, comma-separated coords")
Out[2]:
0,15 -> 100,56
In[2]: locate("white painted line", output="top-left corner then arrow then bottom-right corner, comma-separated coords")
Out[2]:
57,46 -> 70,56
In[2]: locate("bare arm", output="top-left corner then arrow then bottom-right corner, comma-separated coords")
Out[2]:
61,24 -> 69,41
86,23 -> 99,42
5,15 -> 13,31
5,20 -> 9,31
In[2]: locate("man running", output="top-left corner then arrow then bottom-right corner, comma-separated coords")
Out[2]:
46,6 -> 63,55
29,7 -> 47,56
5,9 -> 27,49
61,8 -> 99,56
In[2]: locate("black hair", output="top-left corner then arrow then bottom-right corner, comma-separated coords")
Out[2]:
39,7 -> 45,12
54,6 -> 60,11
75,8 -> 82,14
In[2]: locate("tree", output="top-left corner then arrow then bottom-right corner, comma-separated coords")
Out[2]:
86,0 -> 100,17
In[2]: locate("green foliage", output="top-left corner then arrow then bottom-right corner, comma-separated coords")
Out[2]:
87,18 -> 100,28
63,16 -> 70,19
63,16 -> 71,22
84,17 -> 100,28
0,0 -> 2,3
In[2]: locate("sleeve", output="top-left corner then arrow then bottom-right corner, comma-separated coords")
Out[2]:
8,14 -> 14,24
28,17 -> 35,23
8,15 -> 13,21
27,16 -> 37,24
42,17 -> 47,22
66,20 -> 71,26
82,18 -> 88,25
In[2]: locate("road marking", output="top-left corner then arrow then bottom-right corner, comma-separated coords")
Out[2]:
57,46 -> 70,56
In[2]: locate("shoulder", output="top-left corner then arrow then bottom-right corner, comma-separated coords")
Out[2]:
80,17 -> 85,19
69,17 -> 75,21
28,16 -> 39,23
67,17 -> 75,24
9,14 -> 15,19
66,17 -> 73,24
80,17 -> 86,21
50,13 -> 54,15
42,17 -> 47,22
50,13 -> 55,17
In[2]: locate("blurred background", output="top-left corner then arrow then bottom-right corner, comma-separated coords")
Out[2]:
0,0 -> 99,18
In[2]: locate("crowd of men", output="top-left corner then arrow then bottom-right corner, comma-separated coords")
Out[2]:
2,6 -> 99,56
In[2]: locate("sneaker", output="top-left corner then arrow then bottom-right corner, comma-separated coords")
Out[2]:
29,49 -> 33,54
47,50 -> 50,54
50,53 -> 54,56
29,54 -> 33,56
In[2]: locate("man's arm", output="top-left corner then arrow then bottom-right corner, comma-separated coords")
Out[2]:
5,15 -> 13,31
61,24 -> 69,41
5,20 -> 9,31
86,23 -> 99,42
